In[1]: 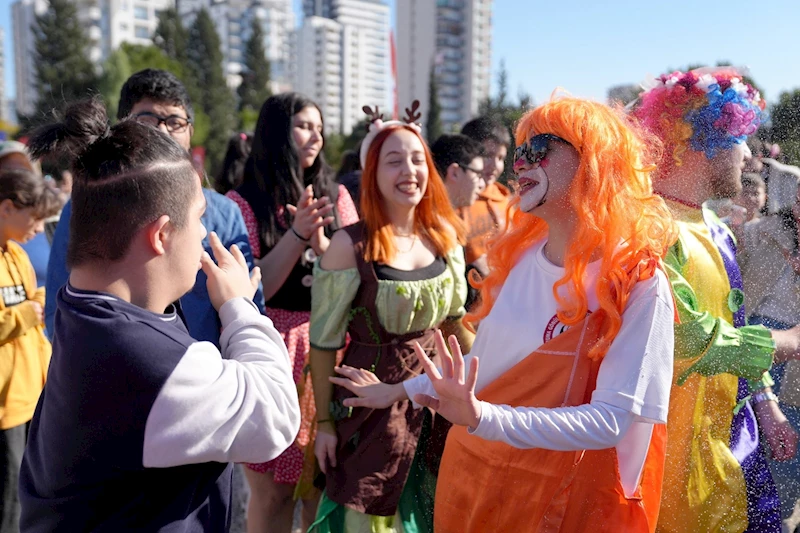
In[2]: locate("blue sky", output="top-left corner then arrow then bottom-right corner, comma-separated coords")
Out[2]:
3,0 -> 800,107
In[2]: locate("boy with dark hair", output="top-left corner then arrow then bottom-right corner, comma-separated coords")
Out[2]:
431,134 -> 485,209
44,69 -> 263,345
459,117 -> 513,270
20,98 -> 299,532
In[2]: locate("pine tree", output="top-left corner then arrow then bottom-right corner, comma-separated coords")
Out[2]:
153,8 -> 189,65
187,8 -> 235,174
31,0 -> 98,119
238,17 -> 272,115
98,48 -> 133,120
426,65 -> 443,143
496,59 -> 508,108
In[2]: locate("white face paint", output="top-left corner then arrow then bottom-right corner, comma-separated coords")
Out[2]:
517,165 -> 549,213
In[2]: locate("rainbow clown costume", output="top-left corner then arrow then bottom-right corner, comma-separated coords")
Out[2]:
635,68 -> 781,533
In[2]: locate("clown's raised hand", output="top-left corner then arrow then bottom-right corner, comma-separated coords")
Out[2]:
412,330 -> 482,430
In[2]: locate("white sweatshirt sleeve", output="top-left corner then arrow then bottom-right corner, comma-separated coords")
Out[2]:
142,297 -> 301,467
469,400 -> 635,450
403,371 -> 437,407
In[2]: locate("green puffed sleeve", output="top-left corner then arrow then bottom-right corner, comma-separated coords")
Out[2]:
446,245 -> 468,319
664,237 -> 775,386
309,265 -> 360,350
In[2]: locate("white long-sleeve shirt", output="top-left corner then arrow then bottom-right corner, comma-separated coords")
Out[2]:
143,297 -> 301,466
404,242 -> 674,496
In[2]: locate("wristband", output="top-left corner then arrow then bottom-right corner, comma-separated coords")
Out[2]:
291,227 -> 310,243
753,391 -> 779,404
317,419 -> 332,424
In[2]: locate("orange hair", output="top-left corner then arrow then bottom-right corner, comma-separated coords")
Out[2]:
466,97 -> 677,360
360,124 -> 464,263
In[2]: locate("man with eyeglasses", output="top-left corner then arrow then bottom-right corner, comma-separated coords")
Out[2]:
45,69 -> 265,347
431,133 -> 485,309
431,134 -> 485,211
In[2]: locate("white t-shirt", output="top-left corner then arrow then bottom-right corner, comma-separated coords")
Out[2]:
404,240 -> 675,496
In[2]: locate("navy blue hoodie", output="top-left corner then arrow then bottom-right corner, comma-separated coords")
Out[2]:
20,286 -> 299,532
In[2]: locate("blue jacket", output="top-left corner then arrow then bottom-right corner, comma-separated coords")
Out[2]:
44,189 -> 265,345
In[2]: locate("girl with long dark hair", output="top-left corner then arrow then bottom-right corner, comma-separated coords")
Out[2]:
227,93 -> 358,532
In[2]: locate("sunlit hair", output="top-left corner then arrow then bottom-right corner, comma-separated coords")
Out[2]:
633,67 -> 766,176
360,124 -> 464,263
466,96 -> 678,360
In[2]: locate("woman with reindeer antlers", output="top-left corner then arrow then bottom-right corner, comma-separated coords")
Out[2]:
307,102 -> 474,532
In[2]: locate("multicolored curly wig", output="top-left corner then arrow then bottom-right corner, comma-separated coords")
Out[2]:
466,96 -> 678,360
360,124 -> 464,263
633,67 -> 766,174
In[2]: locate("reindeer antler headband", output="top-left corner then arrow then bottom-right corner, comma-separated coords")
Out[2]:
359,101 -> 423,168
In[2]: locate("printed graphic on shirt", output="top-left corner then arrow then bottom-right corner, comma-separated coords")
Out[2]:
1,284 -> 27,307
543,311 -> 593,342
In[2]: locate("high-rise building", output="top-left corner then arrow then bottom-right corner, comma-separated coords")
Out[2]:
294,0 -> 390,135
294,16 -> 343,133
397,0 -> 493,133
12,0 -> 47,118
105,0 -> 173,56
0,27 -> 6,122
12,0 -> 171,118
177,0 -> 294,94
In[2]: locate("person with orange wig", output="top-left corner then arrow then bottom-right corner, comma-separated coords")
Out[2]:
331,96 -> 679,532
307,104 -> 473,532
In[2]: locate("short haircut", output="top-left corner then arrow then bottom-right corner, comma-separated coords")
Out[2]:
28,98 -> 197,268
0,169 -> 62,219
117,69 -> 194,121
740,172 -> 765,190
430,134 -> 485,179
460,116 -> 511,148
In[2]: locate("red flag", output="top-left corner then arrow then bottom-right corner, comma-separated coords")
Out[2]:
390,30 -> 398,120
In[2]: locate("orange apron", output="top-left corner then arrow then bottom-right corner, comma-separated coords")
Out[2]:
435,311 -> 667,532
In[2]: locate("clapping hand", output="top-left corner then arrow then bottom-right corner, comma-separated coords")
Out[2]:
286,185 -> 334,243
412,330 -> 482,430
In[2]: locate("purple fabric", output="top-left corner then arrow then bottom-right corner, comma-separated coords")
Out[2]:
704,210 -> 781,532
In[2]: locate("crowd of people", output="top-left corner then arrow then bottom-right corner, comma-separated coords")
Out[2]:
0,64 -> 800,533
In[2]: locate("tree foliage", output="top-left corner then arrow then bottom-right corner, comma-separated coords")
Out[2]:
30,0 -> 98,123
153,8 -> 189,65
324,120 -> 369,172
426,64 -> 443,142
767,89 -> 800,167
238,17 -> 272,117
477,60 -> 531,183
607,84 -> 641,106
98,48 -> 132,119
187,8 -> 235,174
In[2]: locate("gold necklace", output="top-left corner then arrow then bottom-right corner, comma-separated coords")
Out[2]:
394,234 -> 418,253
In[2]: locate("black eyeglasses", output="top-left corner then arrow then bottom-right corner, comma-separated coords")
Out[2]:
133,112 -> 192,133
458,163 -> 483,177
514,133 -> 570,167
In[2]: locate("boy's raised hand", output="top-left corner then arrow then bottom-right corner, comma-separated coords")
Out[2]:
201,232 -> 261,311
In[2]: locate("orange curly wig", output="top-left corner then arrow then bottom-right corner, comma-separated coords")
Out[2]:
466,97 -> 678,360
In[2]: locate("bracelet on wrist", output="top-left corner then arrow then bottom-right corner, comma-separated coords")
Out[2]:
317,419 -> 333,425
291,227 -> 310,243
753,391 -> 779,405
